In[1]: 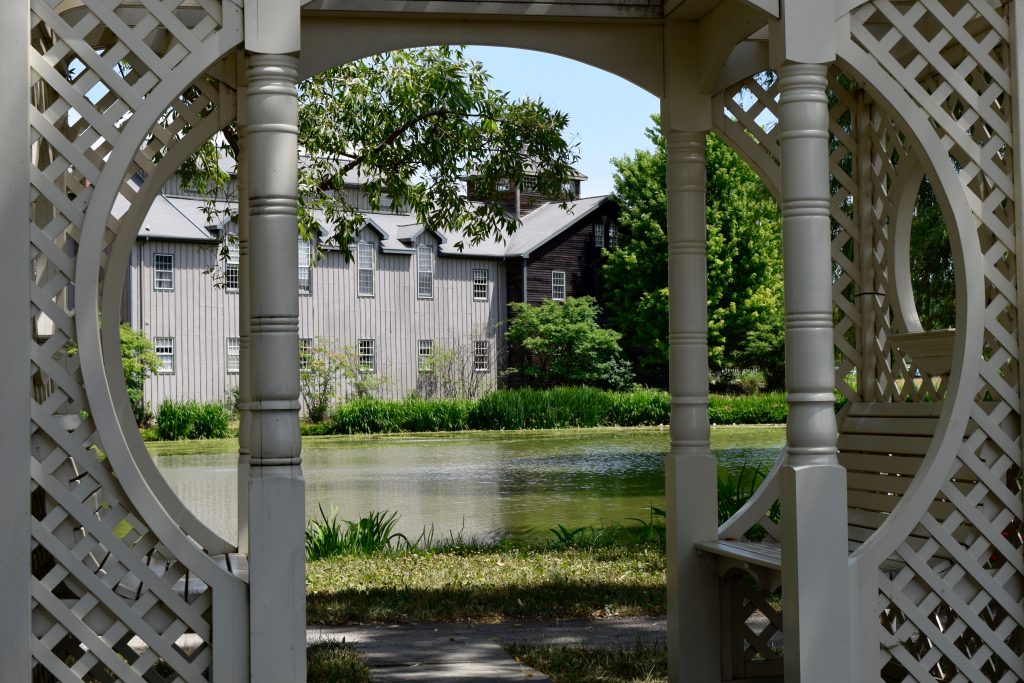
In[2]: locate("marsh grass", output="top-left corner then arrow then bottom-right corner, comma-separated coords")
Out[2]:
547,507 -> 666,549
506,641 -> 667,683
305,507 -> 408,561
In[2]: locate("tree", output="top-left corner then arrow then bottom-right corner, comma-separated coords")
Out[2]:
299,338 -> 393,421
602,118 -> 785,388
506,297 -> 634,389
183,47 -> 579,251
909,177 -> 955,330
418,339 -> 494,399
119,324 -> 162,426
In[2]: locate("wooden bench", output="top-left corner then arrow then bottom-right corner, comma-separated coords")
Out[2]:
696,401 -> 949,588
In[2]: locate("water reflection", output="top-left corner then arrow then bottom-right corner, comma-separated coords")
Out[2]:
152,427 -> 784,543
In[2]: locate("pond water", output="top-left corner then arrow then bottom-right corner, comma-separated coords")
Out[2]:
150,426 -> 784,543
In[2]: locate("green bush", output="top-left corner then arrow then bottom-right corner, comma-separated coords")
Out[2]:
708,391 -> 787,425
305,506 -> 408,560
156,400 -> 231,440
328,398 -> 473,434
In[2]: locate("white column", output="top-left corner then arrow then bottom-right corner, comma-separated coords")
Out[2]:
245,52 -> 306,683
777,61 -> 852,683
236,66 -> 251,554
0,1 -> 31,679
665,127 -> 720,682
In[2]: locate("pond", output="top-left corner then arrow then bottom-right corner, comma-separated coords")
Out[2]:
150,426 -> 784,544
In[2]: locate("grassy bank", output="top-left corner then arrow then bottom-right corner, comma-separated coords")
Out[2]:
508,643 -> 667,683
306,542 -> 666,625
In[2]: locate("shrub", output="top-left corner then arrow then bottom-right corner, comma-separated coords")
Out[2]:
608,388 -> 670,426
708,391 -> 787,424
156,400 -> 231,440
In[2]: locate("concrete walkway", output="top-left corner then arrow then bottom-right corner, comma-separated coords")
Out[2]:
310,617 -> 667,682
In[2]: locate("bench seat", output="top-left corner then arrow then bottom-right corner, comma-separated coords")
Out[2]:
697,401 -> 950,588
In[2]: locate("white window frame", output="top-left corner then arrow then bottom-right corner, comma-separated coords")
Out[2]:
472,269 -> 488,302
521,176 -> 538,193
417,245 -> 433,300
298,239 -> 312,295
225,241 -> 239,292
299,337 -> 312,371
594,221 -> 605,248
357,241 -> 374,297
608,223 -> 618,248
154,337 -> 174,374
153,253 -> 174,291
551,270 -> 566,302
418,339 -> 433,372
226,337 -> 240,375
358,338 -> 375,374
474,340 -> 490,373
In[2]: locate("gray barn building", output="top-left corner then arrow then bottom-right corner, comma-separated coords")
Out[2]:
126,173 -> 617,412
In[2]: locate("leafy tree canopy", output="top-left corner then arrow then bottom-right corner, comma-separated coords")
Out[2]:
602,117 -> 785,387
183,46 -> 579,251
506,297 -> 634,390
909,177 -> 955,330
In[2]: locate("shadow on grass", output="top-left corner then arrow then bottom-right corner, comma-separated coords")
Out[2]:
307,580 -> 666,625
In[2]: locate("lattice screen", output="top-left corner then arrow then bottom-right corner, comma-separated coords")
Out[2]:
847,0 -> 1024,680
28,1 -> 244,681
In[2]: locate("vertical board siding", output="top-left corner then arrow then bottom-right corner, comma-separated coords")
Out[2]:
138,229 -> 506,410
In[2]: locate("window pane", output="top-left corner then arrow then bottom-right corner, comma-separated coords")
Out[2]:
358,338 -> 375,373
298,240 -> 312,294
299,338 -> 312,371
357,241 -> 374,297
225,242 -> 239,291
418,339 -> 433,371
417,246 -> 433,299
594,222 -> 604,248
154,337 -> 174,374
551,271 -> 566,301
227,337 -> 240,374
154,253 -> 173,290
473,269 -> 487,301
474,340 -> 490,372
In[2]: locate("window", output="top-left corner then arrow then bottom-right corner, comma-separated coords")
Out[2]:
521,176 -> 538,193
473,269 -> 488,302
226,337 -> 240,374
225,241 -> 239,291
299,337 -> 312,371
594,222 -> 605,248
417,245 -> 433,299
154,337 -> 174,374
418,339 -> 433,372
357,241 -> 374,297
358,338 -> 375,373
153,253 -> 173,291
551,271 -> 566,301
474,340 -> 490,373
298,239 -> 312,295
608,223 -> 618,248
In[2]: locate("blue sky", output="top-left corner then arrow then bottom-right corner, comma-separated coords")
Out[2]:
464,47 -> 660,197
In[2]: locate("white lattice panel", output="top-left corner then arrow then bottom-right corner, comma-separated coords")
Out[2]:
27,2 -> 244,681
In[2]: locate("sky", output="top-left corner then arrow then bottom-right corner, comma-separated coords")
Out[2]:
464,47 -> 660,197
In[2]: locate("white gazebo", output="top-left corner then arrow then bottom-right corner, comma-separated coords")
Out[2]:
1,1 -> 1021,682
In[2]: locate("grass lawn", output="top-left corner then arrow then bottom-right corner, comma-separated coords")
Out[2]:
307,641 -> 371,682
306,542 -> 666,624
507,642 -> 667,683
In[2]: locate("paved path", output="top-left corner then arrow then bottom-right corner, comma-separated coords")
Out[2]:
310,617 -> 667,682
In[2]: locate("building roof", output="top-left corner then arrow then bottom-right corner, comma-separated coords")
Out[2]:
135,193 -> 613,258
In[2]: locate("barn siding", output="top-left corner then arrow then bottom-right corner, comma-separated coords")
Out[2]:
134,231 -> 506,411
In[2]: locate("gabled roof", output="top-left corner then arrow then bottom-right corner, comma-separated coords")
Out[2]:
503,195 -> 607,257
134,194 -> 614,258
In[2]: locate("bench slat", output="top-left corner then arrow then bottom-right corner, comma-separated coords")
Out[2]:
837,433 -> 932,455
841,415 -> 940,436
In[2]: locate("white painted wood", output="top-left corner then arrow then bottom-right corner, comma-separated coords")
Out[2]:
772,0 -> 837,64
237,63 -> 252,555
0,2 -> 31,679
663,108 -> 719,682
776,61 -> 851,683
245,51 -> 306,683
245,0 -> 301,54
